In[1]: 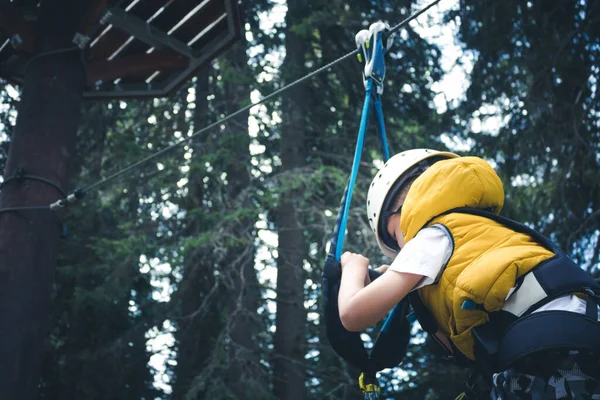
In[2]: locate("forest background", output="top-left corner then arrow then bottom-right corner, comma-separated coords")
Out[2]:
0,0 -> 598,399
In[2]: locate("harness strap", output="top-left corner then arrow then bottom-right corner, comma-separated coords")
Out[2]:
497,311 -> 600,371
322,22 -> 410,395
322,255 -> 371,369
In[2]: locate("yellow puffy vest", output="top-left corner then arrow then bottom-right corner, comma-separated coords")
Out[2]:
399,157 -> 554,360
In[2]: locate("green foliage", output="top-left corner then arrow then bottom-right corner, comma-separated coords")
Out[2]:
449,0 -> 600,273
0,0 -> 597,399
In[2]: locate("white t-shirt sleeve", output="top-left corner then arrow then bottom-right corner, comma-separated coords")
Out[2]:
388,226 -> 453,291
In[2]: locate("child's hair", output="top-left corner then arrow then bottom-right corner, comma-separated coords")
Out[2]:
388,158 -> 443,211
389,175 -> 420,212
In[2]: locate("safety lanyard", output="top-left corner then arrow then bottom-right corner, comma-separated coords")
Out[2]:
322,22 -> 412,400
334,21 -> 391,261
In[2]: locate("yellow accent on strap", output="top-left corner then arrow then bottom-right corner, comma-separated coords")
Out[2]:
455,392 -> 467,400
357,54 -> 363,63
358,373 -> 381,394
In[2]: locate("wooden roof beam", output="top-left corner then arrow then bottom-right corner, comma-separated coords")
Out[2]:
102,7 -> 196,59
87,51 -> 189,86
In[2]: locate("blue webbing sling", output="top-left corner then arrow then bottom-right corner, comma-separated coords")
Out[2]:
321,22 -> 411,398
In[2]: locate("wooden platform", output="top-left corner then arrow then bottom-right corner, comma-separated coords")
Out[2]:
0,0 -> 242,99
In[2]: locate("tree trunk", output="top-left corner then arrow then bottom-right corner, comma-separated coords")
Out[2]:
221,40 -> 266,399
172,66 -> 224,400
273,2 -> 310,398
0,1 -> 86,398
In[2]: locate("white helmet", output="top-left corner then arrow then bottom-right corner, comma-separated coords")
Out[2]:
367,149 -> 459,258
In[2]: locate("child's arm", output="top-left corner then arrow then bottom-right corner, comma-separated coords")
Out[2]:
338,252 -> 422,332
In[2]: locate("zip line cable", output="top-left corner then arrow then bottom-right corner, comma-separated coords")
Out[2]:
83,49 -> 360,194
1,0 -> 443,213
387,0 -> 442,36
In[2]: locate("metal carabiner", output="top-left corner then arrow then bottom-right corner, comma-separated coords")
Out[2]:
356,21 -> 394,94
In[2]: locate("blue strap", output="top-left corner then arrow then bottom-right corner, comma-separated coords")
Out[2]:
334,79 -> 374,260
373,95 -> 390,161
334,23 -> 392,259
323,23 -> 411,389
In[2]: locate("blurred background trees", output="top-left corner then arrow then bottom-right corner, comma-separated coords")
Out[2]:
0,0 -> 597,398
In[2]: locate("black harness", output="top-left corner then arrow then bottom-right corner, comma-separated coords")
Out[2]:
409,208 -> 600,383
323,207 -> 600,396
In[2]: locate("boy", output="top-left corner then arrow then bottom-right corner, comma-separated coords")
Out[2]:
339,149 -> 600,399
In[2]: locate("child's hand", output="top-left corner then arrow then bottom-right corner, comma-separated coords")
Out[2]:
375,264 -> 389,274
340,251 -> 369,272
341,252 -> 369,286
